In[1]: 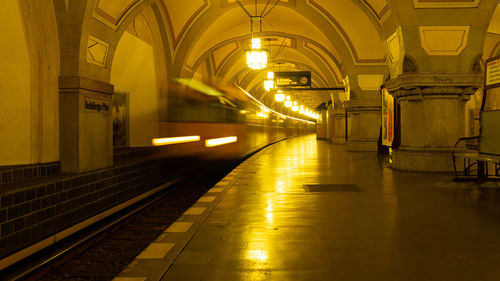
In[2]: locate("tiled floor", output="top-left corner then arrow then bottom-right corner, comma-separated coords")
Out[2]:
125,135 -> 500,281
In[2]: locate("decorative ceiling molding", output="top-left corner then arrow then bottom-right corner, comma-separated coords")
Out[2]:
213,42 -> 240,75
413,0 -> 481,9
86,35 -> 110,67
307,0 -> 386,65
360,0 -> 390,23
159,0 -> 209,51
189,32 -> 342,85
93,0 -> 144,30
304,41 -> 343,84
385,27 -> 405,78
484,32 -> 500,58
419,26 -> 470,56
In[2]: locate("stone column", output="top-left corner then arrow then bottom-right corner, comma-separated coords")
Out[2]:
59,76 -> 113,173
384,74 -> 481,172
345,99 -> 381,151
333,107 -> 346,144
316,110 -> 328,140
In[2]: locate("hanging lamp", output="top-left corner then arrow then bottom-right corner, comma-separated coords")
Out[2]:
246,16 -> 268,69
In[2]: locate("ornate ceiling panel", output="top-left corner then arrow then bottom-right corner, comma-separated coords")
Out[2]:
361,0 -> 390,22
212,42 -> 240,74
93,0 -> 143,29
308,0 -> 386,64
160,0 -> 209,48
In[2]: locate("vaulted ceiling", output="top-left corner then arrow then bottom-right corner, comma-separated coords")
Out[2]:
90,0 -> 394,109
90,0 -> 500,109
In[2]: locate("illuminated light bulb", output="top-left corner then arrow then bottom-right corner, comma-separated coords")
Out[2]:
246,50 -> 268,70
299,108 -> 304,114
292,102 -> 299,111
267,71 -> 274,80
284,96 -> 292,108
252,38 -> 262,49
264,79 -> 274,91
275,92 -> 285,102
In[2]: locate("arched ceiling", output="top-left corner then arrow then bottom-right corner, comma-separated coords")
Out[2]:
92,0 -> 391,108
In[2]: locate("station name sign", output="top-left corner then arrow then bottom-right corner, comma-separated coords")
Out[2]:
84,98 -> 110,113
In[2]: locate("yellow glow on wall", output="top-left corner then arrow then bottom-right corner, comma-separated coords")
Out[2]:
205,136 -> 238,147
152,136 -> 200,146
257,112 -> 269,118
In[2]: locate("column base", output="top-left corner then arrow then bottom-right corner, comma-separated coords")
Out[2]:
333,136 -> 346,144
392,147 -> 453,172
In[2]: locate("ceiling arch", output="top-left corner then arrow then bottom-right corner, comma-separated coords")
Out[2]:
85,0 -> 391,110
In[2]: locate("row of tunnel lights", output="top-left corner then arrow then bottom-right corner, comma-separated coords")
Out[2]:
245,38 -> 319,121
263,71 -> 320,120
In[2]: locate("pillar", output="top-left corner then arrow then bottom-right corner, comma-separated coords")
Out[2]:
316,110 -> 327,140
59,76 -> 113,173
384,73 -> 481,172
345,99 -> 381,151
333,107 -> 346,144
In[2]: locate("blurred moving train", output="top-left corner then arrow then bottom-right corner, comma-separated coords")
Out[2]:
121,78 -> 317,161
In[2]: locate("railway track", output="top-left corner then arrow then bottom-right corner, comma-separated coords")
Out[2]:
1,158 -> 237,281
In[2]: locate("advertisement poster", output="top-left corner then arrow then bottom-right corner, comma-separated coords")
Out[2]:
382,88 -> 394,146
113,93 -> 128,147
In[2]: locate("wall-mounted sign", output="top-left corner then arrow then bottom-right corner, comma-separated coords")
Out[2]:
382,88 -> 394,146
275,71 -> 311,87
486,56 -> 500,89
84,97 -> 110,113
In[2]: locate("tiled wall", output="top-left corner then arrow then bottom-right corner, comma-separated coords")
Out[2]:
0,158 -> 177,259
0,162 -> 60,185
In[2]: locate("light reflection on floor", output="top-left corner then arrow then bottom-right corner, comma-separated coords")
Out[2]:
162,135 -> 500,281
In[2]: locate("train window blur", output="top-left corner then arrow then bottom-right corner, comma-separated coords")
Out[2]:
166,78 -> 294,129
167,80 -> 244,124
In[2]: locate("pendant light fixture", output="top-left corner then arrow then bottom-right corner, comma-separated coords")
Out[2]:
264,69 -> 274,91
237,0 -> 280,70
275,90 -> 285,102
246,16 -> 268,70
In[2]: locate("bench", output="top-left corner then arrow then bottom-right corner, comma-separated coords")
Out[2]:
453,111 -> 500,181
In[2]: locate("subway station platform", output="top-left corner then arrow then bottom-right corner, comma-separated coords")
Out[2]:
116,135 -> 500,281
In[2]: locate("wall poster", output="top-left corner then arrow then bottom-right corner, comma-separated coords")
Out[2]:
382,88 -> 394,146
113,92 -> 128,147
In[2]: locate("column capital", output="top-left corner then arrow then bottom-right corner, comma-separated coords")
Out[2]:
59,76 -> 114,95
383,73 -> 482,100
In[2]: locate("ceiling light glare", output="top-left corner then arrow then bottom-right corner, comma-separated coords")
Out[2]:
275,92 -> 285,102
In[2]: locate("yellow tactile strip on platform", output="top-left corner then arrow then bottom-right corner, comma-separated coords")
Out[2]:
113,155 -> 257,281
